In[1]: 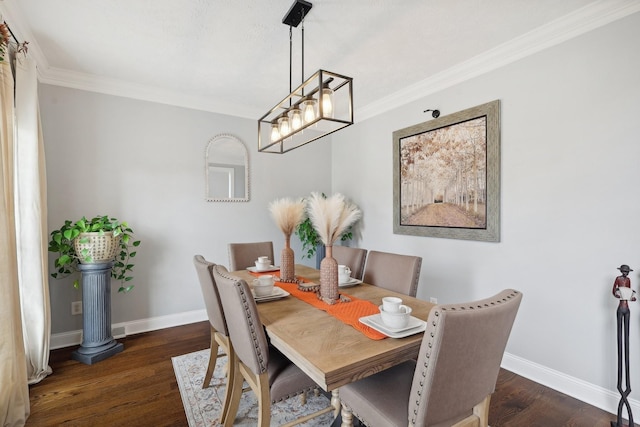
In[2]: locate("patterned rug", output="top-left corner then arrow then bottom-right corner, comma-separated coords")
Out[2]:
172,349 -> 335,426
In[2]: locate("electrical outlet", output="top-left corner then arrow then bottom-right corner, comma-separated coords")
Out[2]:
71,301 -> 82,315
430,297 -> 438,304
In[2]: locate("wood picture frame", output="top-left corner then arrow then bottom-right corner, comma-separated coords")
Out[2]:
393,100 -> 500,242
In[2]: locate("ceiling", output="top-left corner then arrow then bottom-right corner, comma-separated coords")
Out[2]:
1,0 -> 636,120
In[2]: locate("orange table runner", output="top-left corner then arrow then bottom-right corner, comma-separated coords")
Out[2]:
250,271 -> 386,340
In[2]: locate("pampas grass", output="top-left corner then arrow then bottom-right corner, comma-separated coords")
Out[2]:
269,198 -> 306,236
306,192 -> 361,246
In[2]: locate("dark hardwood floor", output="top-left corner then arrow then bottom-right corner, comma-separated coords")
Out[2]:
26,321 -> 620,426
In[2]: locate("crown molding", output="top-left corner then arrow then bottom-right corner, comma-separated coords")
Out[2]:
2,0 -> 639,121
357,0 -> 640,121
39,66 -> 261,118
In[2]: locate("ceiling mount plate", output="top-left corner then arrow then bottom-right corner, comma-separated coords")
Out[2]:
282,0 -> 313,27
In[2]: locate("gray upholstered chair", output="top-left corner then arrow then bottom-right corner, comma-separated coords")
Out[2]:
192,255 -> 236,424
362,250 -> 422,297
212,264 -> 332,427
339,289 -> 523,427
227,241 -> 274,271
332,246 -> 368,280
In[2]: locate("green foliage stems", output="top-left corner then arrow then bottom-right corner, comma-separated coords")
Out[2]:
295,217 -> 354,259
48,215 -> 141,293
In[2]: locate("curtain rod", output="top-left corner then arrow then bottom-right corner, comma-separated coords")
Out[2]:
2,21 -> 20,45
2,21 -> 28,54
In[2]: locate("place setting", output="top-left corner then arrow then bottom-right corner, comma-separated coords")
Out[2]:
250,274 -> 290,302
359,296 -> 426,338
246,255 -> 281,273
338,264 -> 362,288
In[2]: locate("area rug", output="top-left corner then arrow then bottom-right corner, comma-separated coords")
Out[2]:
172,349 -> 335,426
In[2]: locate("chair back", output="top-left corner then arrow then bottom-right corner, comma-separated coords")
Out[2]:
409,289 -> 522,427
363,250 -> 422,297
193,255 -> 228,336
228,241 -> 274,271
212,264 -> 269,376
332,246 -> 367,280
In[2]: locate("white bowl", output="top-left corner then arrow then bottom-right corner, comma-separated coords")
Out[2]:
339,274 -> 352,284
255,260 -> 271,271
379,304 -> 412,329
253,282 -> 274,297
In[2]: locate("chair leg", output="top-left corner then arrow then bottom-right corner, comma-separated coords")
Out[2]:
340,403 -> 354,427
255,372 -> 271,427
473,395 -> 491,427
202,327 -> 219,389
223,353 -> 244,427
451,395 -> 491,427
220,343 -> 236,425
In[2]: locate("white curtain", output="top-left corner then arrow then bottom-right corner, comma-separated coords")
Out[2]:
0,55 -> 30,426
15,55 -> 51,384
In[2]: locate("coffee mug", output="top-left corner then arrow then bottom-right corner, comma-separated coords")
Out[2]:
252,275 -> 275,297
338,265 -> 351,275
379,304 -> 412,329
258,274 -> 274,286
382,296 -> 402,313
255,257 -> 271,270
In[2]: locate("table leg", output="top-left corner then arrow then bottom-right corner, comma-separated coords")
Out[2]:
341,404 -> 354,427
331,389 -> 341,418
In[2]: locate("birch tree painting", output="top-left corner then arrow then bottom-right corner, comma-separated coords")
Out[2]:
399,117 -> 487,229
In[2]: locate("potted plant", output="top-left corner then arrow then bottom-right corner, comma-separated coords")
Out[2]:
48,215 -> 141,293
295,193 -> 358,265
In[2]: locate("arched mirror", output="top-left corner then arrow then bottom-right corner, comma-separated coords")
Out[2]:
206,134 -> 249,202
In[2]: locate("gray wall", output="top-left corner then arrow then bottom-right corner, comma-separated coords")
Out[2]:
331,11 -> 640,407
39,10 -> 640,415
40,86 -> 331,334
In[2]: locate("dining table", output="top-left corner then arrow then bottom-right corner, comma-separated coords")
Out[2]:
231,264 -> 435,418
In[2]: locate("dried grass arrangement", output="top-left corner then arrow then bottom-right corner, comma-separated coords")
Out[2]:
306,192 -> 361,304
269,197 -> 306,282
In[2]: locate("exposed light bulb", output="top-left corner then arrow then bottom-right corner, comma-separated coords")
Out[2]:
290,107 -> 302,130
321,88 -> 334,118
303,98 -> 317,123
278,116 -> 290,136
270,122 -> 280,142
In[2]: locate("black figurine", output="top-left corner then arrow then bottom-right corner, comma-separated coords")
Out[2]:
612,264 -> 635,427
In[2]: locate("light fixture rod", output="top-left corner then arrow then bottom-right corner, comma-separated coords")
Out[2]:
301,13 -> 305,91
289,25 -> 293,103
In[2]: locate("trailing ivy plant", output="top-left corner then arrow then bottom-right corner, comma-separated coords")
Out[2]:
48,215 -> 141,293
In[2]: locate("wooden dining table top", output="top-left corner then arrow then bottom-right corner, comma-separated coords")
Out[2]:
232,264 -> 435,392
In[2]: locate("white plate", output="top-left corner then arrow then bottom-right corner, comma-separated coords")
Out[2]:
247,265 -> 280,273
359,314 -> 426,338
339,278 -> 363,288
252,286 -> 290,302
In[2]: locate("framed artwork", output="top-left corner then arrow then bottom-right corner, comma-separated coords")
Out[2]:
393,100 -> 500,242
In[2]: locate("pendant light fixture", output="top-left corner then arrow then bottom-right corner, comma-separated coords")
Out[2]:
258,0 -> 354,153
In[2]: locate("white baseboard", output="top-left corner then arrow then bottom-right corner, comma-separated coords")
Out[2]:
52,310 -> 629,419
502,352 -> 635,419
50,309 -> 208,350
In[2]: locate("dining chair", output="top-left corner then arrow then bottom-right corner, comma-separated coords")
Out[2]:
362,250 -> 422,297
211,264 -> 332,427
339,289 -> 523,427
192,255 -> 236,424
227,241 -> 274,271
332,245 -> 368,280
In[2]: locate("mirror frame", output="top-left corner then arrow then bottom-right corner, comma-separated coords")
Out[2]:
205,134 -> 250,202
